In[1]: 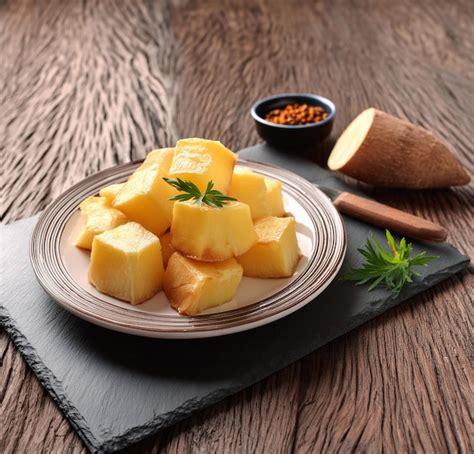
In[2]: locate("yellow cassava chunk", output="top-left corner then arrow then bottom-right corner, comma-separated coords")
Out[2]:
236,216 -> 300,278
113,150 -> 176,235
79,195 -> 105,212
75,196 -> 128,250
99,183 -> 125,204
99,149 -> 175,207
265,177 -> 286,216
164,252 -> 243,315
159,231 -> 176,267
135,147 -> 175,173
88,222 -> 164,305
228,167 -> 271,220
171,201 -> 257,262
169,138 -> 237,193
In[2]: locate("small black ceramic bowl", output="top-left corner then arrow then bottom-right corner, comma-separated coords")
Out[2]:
251,93 -> 336,149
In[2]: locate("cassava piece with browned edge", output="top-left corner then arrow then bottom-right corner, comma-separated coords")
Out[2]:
327,108 -> 470,188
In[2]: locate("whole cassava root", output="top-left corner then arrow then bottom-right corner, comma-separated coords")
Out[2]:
327,108 -> 470,188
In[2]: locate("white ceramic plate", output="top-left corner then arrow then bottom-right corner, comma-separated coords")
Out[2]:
30,159 -> 346,338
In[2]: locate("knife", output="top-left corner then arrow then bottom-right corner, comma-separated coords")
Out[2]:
317,186 -> 447,242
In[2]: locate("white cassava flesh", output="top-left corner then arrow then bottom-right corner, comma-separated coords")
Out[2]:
328,108 -> 470,188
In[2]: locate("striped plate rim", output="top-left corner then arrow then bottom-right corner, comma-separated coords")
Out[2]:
30,159 -> 346,338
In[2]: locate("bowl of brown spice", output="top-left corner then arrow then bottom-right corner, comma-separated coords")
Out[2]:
251,93 -> 335,149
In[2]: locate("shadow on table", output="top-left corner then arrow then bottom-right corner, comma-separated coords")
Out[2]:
69,274 -> 364,383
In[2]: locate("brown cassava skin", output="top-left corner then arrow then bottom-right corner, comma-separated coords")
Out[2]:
335,109 -> 470,188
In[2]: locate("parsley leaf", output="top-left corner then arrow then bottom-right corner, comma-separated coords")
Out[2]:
163,178 -> 237,208
342,230 -> 438,294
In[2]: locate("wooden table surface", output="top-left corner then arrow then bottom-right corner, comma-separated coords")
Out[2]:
1,0 -> 473,452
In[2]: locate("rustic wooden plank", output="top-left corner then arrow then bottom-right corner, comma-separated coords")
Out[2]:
293,274 -> 473,453
1,0 -> 177,223
1,0 -> 472,452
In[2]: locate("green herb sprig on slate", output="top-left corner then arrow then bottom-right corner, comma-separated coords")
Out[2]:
342,230 -> 438,294
163,178 -> 237,208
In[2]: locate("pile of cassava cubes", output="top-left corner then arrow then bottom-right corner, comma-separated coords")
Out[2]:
75,139 -> 301,315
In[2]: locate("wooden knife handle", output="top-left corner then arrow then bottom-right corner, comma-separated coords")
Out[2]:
333,192 -> 447,242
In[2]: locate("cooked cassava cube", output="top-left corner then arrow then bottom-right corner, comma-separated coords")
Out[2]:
99,149 -> 175,206
135,147 -> 175,173
79,195 -> 104,212
236,216 -> 300,278
171,201 -> 257,261
265,177 -> 286,217
88,222 -> 164,304
164,252 -> 243,315
169,138 -> 237,193
99,183 -> 125,204
113,152 -> 176,236
159,231 -> 175,267
75,196 -> 128,250
228,167 -> 271,220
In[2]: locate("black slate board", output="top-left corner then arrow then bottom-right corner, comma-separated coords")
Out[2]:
0,144 -> 469,453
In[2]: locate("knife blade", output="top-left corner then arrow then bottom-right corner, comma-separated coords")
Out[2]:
315,185 -> 447,242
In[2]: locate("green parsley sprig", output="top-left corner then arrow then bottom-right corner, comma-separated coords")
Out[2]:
163,178 -> 237,208
342,230 -> 438,294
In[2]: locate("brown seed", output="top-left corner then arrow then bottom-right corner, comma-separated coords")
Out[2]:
265,102 -> 327,125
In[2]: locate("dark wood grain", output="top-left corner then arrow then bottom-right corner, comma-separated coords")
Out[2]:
1,0 -> 473,452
